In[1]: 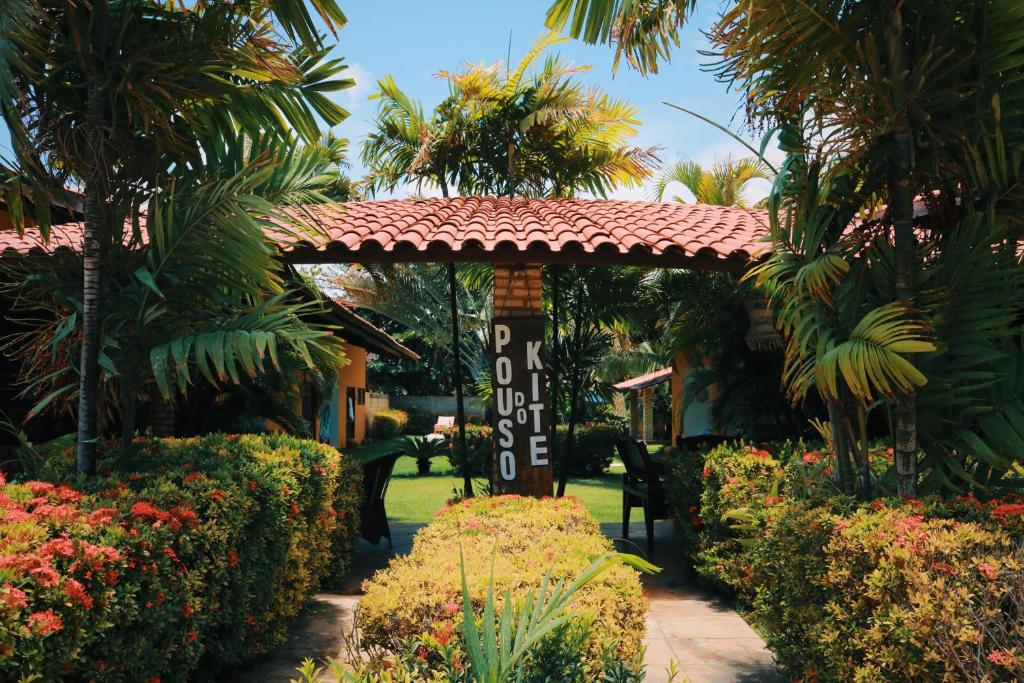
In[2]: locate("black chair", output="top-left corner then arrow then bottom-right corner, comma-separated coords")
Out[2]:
359,452 -> 401,548
617,436 -> 669,554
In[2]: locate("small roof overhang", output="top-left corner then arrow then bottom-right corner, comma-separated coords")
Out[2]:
322,297 -> 419,362
613,367 -> 673,391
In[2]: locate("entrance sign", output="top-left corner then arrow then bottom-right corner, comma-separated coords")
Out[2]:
490,315 -> 551,496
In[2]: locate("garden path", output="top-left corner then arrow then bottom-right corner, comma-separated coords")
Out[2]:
232,521 -> 781,683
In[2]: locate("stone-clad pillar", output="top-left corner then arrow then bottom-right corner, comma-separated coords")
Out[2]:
490,264 -> 552,497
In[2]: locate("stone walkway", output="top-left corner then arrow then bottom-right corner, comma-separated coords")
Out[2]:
232,521 -> 781,683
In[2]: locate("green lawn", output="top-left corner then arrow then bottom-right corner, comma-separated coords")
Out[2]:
342,436 -> 638,523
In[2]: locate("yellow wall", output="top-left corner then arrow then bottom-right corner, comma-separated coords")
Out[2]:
336,342 -> 367,446
266,342 -> 365,446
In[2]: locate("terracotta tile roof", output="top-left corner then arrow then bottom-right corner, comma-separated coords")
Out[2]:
286,197 -> 772,269
3,197 -> 773,269
0,224 -> 87,254
613,367 -> 673,391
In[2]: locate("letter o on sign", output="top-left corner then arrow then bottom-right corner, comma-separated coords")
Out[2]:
499,450 -> 516,480
495,356 -> 512,384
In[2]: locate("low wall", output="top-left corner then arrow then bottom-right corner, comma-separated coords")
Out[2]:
390,394 -> 486,417
365,392 -> 390,426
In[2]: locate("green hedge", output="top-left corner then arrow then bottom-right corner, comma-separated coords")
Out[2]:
403,408 -> 435,436
370,408 -> 408,439
0,433 -> 361,681
664,441 -> 1024,681
443,422 -> 625,479
356,495 -> 647,680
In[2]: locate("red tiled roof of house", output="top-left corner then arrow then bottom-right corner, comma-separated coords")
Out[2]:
612,367 -> 673,391
0,223 -> 86,254
2,197 -> 773,269
285,197 -> 771,269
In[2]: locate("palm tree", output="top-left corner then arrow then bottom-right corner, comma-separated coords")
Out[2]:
651,157 -> 771,207
1,131 -> 349,448
362,32 -> 658,199
547,0 -> 1024,497
0,0 -> 351,473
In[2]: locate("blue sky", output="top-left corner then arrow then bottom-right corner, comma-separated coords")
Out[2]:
1,2 -> 777,203
330,2 -> 776,201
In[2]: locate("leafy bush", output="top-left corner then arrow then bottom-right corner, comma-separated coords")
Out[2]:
554,422 -> 627,478
356,495 -> 648,680
749,503 -> 1023,682
443,422 -> 624,479
0,433 -> 361,681
399,435 -> 447,476
441,423 -> 493,478
370,408 -> 408,439
664,441 -> 1024,681
403,408 -> 435,436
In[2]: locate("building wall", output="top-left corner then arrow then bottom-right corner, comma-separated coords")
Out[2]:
389,394 -> 486,417
336,342 -> 367,445
300,343 -> 369,448
671,349 -> 715,441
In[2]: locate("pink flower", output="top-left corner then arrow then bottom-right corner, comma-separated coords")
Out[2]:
26,609 -> 62,635
987,650 -> 1016,666
64,578 -> 93,609
24,482 -> 54,496
977,562 -> 998,581
1,584 -> 27,610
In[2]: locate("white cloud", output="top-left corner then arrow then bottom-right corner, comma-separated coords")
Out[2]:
344,62 -> 377,112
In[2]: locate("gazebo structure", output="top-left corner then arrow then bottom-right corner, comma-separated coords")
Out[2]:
285,196 -> 769,497
613,367 -> 673,443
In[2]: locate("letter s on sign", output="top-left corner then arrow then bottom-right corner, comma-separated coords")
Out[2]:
498,418 -> 513,448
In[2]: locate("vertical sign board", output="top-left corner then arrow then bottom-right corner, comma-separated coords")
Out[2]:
490,315 -> 552,496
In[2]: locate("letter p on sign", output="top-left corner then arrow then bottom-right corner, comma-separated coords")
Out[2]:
494,324 -> 511,354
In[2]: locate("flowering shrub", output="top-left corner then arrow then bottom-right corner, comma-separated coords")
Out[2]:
0,433 -> 361,681
664,441 -> 1024,681
370,409 -> 408,439
441,423 -> 493,478
443,422 -> 625,479
356,495 -> 647,680
685,442 -> 799,591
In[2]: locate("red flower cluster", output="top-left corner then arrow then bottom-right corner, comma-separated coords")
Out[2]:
991,502 -> 1024,523
64,578 -> 93,608
26,609 -> 63,635
1,584 -> 27,610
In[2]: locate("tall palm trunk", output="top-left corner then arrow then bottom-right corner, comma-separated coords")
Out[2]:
827,401 -> 854,494
448,261 -> 473,498
556,276 -> 584,497
891,130 -> 918,498
549,265 -> 560,479
887,5 -> 918,498
76,83 -> 104,475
